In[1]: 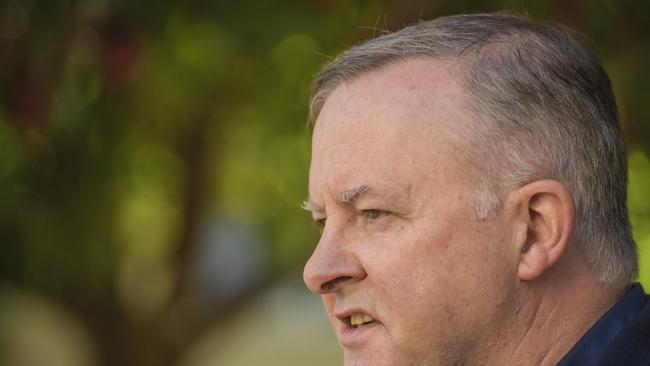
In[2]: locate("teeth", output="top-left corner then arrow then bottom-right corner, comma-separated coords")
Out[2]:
350,313 -> 374,326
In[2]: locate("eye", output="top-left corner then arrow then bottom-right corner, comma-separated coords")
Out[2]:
361,209 -> 388,220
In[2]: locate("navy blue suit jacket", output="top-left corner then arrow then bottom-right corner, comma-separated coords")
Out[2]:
595,291 -> 650,365
557,284 -> 649,366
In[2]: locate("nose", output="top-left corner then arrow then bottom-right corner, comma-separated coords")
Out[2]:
303,227 -> 366,294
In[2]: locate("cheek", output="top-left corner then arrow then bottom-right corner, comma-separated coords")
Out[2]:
370,221 -> 460,293
365,220 -> 490,332
362,231 -> 450,322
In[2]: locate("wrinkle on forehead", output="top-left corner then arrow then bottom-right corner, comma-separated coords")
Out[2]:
309,57 -> 477,210
313,59 -> 471,146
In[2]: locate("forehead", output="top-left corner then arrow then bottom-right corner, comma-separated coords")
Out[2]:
309,58 -> 474,202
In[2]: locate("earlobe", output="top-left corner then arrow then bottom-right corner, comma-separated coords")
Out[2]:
519,242 -> 549,280
513,180 -> 576,281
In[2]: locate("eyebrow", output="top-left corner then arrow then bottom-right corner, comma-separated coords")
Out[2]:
301,184 -> 372,213
300,199 -> 324,213
337,184 -> 370,204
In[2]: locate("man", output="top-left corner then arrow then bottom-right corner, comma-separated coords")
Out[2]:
301,13 -> 650,366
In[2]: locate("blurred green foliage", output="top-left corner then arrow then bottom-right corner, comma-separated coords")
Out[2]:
0,0 -> 649,365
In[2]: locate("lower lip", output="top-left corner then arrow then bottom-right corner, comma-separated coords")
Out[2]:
338,321 -> 381,347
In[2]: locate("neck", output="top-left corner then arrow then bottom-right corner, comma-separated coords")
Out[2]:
481,261 -> 628,366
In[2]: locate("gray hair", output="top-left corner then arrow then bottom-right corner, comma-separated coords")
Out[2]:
309,13 -> 637,284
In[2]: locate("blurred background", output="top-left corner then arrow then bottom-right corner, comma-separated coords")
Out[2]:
0,0 -> 648,365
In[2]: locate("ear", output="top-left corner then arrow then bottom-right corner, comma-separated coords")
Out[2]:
506,180 -> 576,281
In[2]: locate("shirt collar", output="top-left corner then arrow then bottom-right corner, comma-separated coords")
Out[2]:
556,283 -> 647,366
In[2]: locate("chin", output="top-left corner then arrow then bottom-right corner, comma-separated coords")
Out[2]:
343,351 -> 383,366
342,348 -> 406,366
342,341 -> 437,366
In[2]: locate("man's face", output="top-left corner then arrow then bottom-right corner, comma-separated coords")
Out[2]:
304,59 -> 519,365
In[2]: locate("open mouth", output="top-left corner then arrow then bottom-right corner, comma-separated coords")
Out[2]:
337,311 -> 380,346
347,313 -> 376,328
